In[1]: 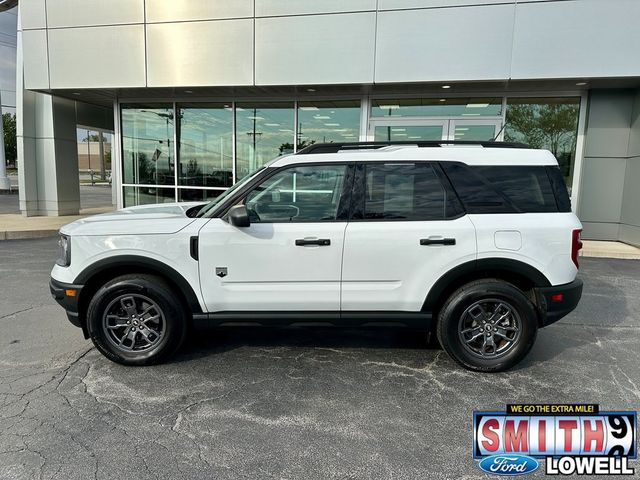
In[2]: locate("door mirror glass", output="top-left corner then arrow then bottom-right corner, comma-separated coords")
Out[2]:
228,204 -> 250,227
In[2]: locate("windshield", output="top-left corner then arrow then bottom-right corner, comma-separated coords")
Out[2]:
196,167 -> 266,218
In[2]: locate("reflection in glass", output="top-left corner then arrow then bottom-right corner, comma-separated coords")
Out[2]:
123,186 -> 176,207
245,165 -> 346,222
121,105 -> 175,186
374,125 -> 443,141
453,124 -> 497,141
236,102 -> 294,180
178,104 -> 232,188
371,98 -> 502,117
297,100 -> 360,148
505,97 -> 580,189
178,188 -> 224,202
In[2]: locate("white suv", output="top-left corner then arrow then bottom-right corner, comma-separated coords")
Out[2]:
50,141 -> 583,372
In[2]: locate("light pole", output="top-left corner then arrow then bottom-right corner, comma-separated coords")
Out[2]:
246,108 -> 262,176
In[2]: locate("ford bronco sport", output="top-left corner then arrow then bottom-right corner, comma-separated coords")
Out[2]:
50,141 -> 583,372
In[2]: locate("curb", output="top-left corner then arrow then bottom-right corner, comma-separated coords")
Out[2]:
580,251 -> 640,260
0,230 -> 59,241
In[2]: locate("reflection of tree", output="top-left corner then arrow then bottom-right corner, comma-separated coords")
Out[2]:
186,158 -> 202,178
135,151 -> 153,183
505,103 -> 579,181
281,139 -> 315,154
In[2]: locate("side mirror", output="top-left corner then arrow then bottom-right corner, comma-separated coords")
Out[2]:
228,204 -> 250,228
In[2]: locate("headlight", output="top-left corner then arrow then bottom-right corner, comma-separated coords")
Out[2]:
56,234 -> 71,267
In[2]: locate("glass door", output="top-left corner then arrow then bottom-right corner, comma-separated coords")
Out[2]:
449,119 -> 503,142
368,118 -> 503,142
369,119 -> 449,142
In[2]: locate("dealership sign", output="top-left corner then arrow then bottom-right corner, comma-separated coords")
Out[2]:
473,405 -> 637,476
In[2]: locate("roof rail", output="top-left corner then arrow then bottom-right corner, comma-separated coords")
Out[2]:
295,140 -> 530,155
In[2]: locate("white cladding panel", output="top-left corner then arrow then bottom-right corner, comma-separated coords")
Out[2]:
256,0 -> 376,17
512,0 -> 640,79
46,0 -> 144,28
19,0 -> 47,30
21,29 -> 49,90
145,0 -> 254,23
146,19 -> 254,87
378,0 -> 513,9
48,25 -> 146,88
255,12 -> 376,85
375,4 -> 514,83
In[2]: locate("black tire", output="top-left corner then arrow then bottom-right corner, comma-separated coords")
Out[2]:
86,274 -> 188,366
436,279 -> 538,372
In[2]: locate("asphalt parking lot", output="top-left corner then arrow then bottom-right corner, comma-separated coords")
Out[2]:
0,237 -> 639,479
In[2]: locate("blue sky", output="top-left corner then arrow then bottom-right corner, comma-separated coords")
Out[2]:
0,6 -> 17,114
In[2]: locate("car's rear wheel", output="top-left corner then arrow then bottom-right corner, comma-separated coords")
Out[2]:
86,274 -> 187,365
436,280 -> 538,372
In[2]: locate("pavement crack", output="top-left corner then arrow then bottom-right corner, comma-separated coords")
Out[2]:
0,304 -> 44,320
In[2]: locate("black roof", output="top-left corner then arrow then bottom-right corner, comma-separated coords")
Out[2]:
296,140 -> 530,155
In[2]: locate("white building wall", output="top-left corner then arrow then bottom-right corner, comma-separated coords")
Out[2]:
18,0 -> 640,90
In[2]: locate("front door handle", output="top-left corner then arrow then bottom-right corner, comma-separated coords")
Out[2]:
295,238 -> 331,246
420,238 -> 456,246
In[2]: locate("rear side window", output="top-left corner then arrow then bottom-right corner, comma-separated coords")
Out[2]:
442,163 -> 565,213
360,163 -> 463,221
545,166 -> 572,212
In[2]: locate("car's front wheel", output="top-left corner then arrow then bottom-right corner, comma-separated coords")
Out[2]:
436,280 -> 538,372
86,274 -> 187,365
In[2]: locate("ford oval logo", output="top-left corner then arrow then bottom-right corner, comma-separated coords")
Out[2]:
478,454 -> 539,476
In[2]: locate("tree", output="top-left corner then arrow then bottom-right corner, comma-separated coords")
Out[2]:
505,103 -> 578,156
3,113 -> 16,167
82,133 -> 101,142
505,103 -> 579,180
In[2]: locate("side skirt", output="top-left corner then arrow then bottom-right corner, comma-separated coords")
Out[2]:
191,311 -> 433,328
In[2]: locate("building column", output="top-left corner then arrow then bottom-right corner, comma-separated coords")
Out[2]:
16,27 -> 80,216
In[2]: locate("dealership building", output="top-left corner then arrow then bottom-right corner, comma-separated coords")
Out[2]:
10,0 -> 640,245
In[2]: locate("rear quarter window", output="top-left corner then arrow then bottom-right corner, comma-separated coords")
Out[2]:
442,163 -> 566,213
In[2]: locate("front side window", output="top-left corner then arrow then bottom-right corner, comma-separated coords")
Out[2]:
244,165 -> 347,223
362,163 -> 459,221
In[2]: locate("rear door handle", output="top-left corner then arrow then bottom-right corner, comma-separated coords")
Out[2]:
420,238 -> 456,246
295,238 -> 331,246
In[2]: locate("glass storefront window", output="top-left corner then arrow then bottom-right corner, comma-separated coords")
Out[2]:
123,186 -> 176,207
371,98 -> 502,117
178,188 -> 224,202
121,104 -> 175,186
178,103 -> 233,188
235,102 -> 295,180
505,97 -> 580,189
297,100 -> 361,147
374,125 -> 444,141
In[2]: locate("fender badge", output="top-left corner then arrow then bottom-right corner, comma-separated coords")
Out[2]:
215,267 -> 228,278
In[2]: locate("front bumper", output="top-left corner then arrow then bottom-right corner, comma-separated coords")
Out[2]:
50,277 -> 84,329
536,278 -> 583,327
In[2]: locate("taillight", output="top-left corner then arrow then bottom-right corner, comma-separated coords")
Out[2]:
571,229 -> 583,268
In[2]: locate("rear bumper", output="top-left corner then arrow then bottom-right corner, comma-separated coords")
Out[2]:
50,277 -> 84,329
536,278 -> 583,327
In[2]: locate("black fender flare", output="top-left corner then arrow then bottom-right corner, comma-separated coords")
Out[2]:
423,258 -> 551,311
74,255 -> 203,314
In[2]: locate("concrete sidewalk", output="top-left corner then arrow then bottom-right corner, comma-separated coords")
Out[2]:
580,240 -> 640,260
0,206 -> 113,240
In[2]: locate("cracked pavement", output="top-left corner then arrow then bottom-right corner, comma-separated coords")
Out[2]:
1,237 -> 639,479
